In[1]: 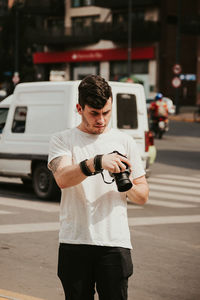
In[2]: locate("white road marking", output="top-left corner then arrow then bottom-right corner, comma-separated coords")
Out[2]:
127,204 -> 143,209
0,210 -> 15,215
128,215 -> 200,226
0,222 -> 59,234
1,215 -> 200,234
148,177 -> 200,188
147,199 -> 197,208
149,183 -> 200,196
0,197 -> 60,212
149,191 -> 200,203
155,174 -> 200,183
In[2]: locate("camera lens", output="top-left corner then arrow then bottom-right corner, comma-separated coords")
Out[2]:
113,172 -> 133,192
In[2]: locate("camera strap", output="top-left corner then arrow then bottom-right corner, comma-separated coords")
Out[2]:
100,172 -> 115,184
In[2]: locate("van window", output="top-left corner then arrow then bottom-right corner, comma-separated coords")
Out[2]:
0,108 -> 9,133
117,93 -> 138,129
12,106 -> 27,133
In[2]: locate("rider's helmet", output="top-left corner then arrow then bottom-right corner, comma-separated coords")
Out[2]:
155,93 -> 163,100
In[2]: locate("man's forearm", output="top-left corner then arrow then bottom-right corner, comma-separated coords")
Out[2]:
54,164 -> 86,189
126,176 -> 149,205
49,156 -> 93,189
126,184 -> 149,205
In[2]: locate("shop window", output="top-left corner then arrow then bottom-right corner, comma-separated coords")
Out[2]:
110,60 -> 148,81
12,106 -> 27,133
117,94 -> 138,129
0,107 -> 9,133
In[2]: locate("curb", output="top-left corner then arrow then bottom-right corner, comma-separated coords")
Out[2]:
169,115 -> 195,123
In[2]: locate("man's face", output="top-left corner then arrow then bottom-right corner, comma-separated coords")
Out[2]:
77,97 -> 112,134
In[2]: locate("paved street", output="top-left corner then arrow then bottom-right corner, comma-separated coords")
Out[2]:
0,120 -> 200,300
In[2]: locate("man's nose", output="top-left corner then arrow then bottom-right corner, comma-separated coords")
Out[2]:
97,114 -> 105,124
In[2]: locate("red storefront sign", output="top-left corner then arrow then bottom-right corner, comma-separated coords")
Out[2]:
33,47 -> 155,64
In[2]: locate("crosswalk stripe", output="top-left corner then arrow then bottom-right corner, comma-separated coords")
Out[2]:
0,210 -> 14,215
1,214 -> 200,234
147,199 -> 197,208
149,183 -> 200,196
128,215 -> 200,226
0,222 -> 59,234
0,197 -> 60,212
154,174 -> 200,183
127,204 -> 143,209
149,191 -> 200,203
148,177 -> 200,189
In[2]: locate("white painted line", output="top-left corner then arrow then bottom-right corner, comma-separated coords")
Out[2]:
0,177 -> 22,184
127,204 -> 143,209
149,191 -> 200,203
147,199 -> 197,208
0,197 -> 60,212
148,177 -> 200,188
0,222 -> 59,234
150,183 -> 200,196
1,214 -> 200,234
0,288 -> 45,300
128,215 -> 200,226
0,210 -> 15,215
155,174 -> 200,183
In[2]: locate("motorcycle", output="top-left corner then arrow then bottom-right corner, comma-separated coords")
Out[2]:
150,116 -> 169,139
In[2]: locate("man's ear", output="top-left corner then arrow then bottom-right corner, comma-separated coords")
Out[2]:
76,104 -> 83,115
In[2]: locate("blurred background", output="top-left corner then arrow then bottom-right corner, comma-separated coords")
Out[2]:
0,0 -> 199,111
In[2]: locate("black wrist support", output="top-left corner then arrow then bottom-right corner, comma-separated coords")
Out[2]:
79,159 -> 95,176
94,155 -> 103,173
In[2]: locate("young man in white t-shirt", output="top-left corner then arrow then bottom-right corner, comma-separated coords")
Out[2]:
48,75 -> 149,300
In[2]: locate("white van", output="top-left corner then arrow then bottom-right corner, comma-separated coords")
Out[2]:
0,81 -> 152,199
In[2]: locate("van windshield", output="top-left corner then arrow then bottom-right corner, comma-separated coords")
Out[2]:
117,93 -> 138,129
0,108 -> 9,133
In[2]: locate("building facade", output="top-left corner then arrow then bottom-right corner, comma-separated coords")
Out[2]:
1,0 -> 200,105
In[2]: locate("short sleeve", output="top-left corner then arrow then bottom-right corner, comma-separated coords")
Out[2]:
127,137 -> 146,179
48,132 -> 72,170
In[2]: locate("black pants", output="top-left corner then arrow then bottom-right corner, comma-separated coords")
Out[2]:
58,243 -> 133,300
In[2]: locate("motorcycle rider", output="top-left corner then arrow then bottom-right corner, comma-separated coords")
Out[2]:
149,93 -> 169,137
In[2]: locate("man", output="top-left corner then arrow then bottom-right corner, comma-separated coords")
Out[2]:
148,93 -> 169,137
48,75 -> 149,300
149,93 -> 168,119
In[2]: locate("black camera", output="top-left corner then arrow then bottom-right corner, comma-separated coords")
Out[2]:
110,151 -> 133,192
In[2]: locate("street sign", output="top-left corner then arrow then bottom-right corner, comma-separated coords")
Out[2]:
172,76 -> 181,88
173,64 -> 182,74
180,74 -> 196,81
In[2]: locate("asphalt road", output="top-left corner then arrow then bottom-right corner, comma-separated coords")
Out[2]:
0,120 -> 200,300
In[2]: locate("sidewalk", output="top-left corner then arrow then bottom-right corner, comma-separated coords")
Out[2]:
169,106 -> 196,122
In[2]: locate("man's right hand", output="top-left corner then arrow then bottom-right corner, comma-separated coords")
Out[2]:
102,152 -> 131,174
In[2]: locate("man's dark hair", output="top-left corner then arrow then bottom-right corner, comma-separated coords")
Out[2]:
78,75 -> 112,109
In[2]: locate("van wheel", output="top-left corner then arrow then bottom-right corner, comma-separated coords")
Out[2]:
32,162 -> 60,200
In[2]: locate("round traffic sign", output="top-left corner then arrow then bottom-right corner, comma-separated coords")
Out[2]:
173,64 -> 182,74
172,76 -> 181,88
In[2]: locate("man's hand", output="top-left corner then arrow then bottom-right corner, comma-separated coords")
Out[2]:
102,152 -> 131,173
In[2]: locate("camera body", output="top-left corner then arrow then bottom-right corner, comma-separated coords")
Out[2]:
110,151 -> 133,192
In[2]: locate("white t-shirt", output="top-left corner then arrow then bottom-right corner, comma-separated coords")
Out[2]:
48,127 -> 145,249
